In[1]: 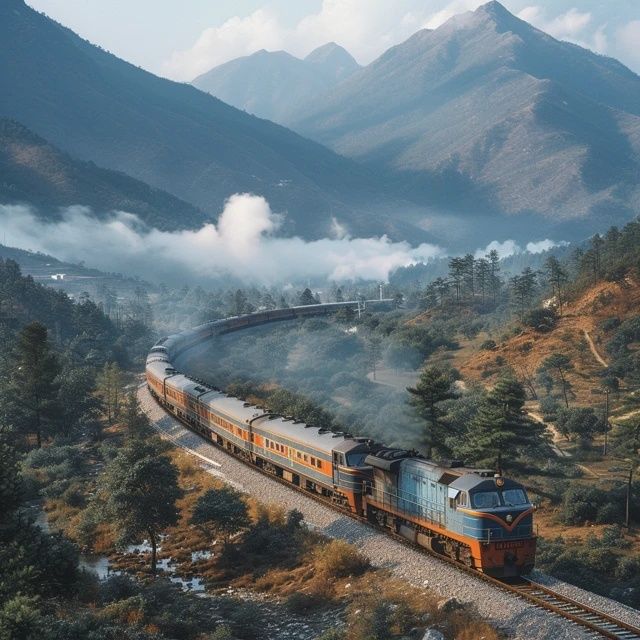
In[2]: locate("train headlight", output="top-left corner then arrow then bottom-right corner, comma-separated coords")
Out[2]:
506,514 -> 513,523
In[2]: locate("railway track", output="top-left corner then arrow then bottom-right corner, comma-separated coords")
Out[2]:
143,385 -> 640,640
505,579 -> 640,639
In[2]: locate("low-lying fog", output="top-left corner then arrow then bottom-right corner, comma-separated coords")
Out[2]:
0,195 -> 565,286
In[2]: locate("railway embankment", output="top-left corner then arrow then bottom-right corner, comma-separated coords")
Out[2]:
138,385 -> 632,640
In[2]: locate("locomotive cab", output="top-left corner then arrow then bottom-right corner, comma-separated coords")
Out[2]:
448,473 -> 536,577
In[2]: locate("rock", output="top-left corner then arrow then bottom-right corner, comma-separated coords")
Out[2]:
437,597 -> 464,613
421,630 -> 445,640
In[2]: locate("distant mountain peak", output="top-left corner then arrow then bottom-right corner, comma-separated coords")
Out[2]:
472,1 -> 527,31
306,42 -> 350,60
304,42 -> 360,81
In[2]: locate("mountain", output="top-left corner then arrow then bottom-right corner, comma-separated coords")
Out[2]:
192,43 -> 360,125
0,1 -> 412,241
304,43 -> 361,82
287,1 -> 640,235
0,119 -> 207,230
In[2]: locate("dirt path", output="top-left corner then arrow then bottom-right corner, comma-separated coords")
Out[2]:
583,329 -> 608,368
528,411 -> 571,458
612,408 -> 640,423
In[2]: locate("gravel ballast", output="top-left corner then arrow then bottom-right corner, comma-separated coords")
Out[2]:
138,385 -> 638,639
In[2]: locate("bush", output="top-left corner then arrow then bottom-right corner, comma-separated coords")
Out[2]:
600,317 -> 621,332
615,556 -> 640,581
523,308 -> 558,332
314,540 -> 370,579
596,502 -> 624,524
479,339 -> 496,351
539,396 -> 560,422
561,484 -> 607,525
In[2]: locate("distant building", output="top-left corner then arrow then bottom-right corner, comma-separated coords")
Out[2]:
51,273 -> 66,280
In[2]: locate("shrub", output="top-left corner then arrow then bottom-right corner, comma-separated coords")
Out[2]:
561,484 -> 607,525
596,502 -> 624,525
539,396 -> 560,422
479,339 -> 496,351
523,308 -> 558,332
600,317 -> 621,332
314,540 -> 370,579
615,556 -> 640,581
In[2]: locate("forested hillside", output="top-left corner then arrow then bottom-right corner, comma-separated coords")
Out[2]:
0,119 -> 207,230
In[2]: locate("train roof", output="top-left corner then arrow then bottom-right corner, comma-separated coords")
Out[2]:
252,414 -> 363,455
201,392 -> 266,425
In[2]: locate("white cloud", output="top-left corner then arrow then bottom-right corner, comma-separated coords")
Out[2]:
163,9 -> 285,80
526,239 -> 569,253
475,239 -> 521,259
162,0 -> 487,81
616,21 -> 640,70
475,238 -> 568,259
517,5 -> 607,54
0,196 -> 444,284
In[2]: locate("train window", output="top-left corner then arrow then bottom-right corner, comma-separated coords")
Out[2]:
456,492 -> 468,507
471,491 -> 500,508
502,489 -> 528,506
315,459 -> 322,469
304,454 -> 309,463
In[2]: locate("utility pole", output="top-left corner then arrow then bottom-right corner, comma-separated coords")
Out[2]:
626,462 -> 634,529
604,392 -> 610,455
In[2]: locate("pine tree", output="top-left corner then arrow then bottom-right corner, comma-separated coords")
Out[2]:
538,354 -> 574,408
9,322 -> 61,447
545,255 -> 568,315
487,249 -> 501,304
475,258 -> 490,305
459,375 -> 546,469
99,439 -> 183,574
96,362 -> 123,424
448,258 -> 466,303
407,366 -> 456,458
299,288 -> 316,306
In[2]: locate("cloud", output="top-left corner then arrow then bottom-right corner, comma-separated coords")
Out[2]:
163,9 -> 285,80
0,196 -> 444,284
517,5 -> 607,54
475,238 -> 568,259
616,21 -> 640,70
162,0 -> 482,81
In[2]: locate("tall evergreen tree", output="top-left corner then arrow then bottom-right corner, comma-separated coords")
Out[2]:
96,362 -> 123,424
407,366 -> 456,458
9,322 -> 61,447
459,375 -> 546,469
538,354 -> 574,408
299,288 -> 316,306
487,249 -> 501,304
545,255 -> 568,314
448,258 -> 465,303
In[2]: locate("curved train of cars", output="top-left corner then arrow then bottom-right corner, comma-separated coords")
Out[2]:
146,301 -> 536,578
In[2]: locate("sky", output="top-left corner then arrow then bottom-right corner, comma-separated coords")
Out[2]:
27,0 -> 640,81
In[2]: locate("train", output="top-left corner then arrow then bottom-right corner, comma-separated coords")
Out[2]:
146,301 -> 536,578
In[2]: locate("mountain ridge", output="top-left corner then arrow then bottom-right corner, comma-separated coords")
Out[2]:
0,118 -> 207,230
285,1 -> 640,232
192,42 -> 360,125
0,1 -> 417,241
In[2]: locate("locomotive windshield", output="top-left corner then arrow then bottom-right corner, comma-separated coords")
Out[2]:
472,491 -> 501,508
502,488 -> 528,506
471,488 -> 530,509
